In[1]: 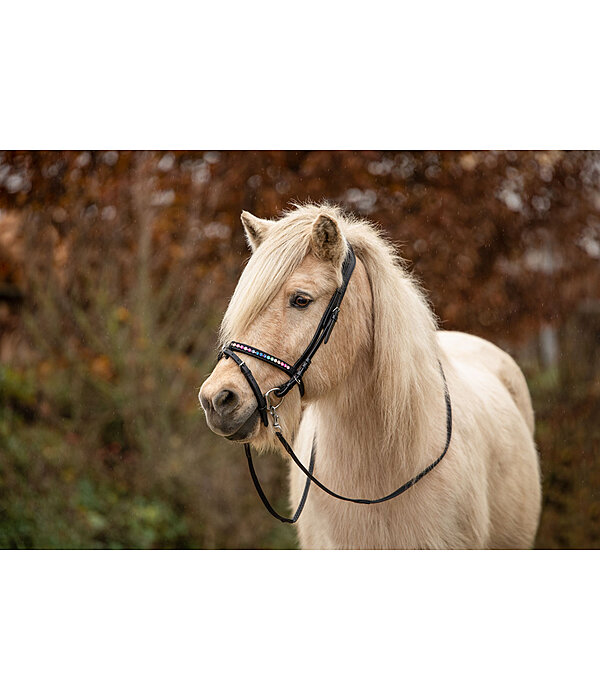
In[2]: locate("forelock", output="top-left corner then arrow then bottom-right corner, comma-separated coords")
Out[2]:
220,214 -> 311,344
219,203 -> 351,345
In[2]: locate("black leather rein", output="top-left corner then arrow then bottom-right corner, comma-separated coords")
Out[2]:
217,243 -> 453,524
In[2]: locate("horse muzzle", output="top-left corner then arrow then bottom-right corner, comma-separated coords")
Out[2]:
199,383 -> 260,441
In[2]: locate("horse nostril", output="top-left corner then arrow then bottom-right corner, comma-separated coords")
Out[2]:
199,390 -> 211,413
213,389 -> 239,415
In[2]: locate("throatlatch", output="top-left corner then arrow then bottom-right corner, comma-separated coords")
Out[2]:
217,242 -> 453,523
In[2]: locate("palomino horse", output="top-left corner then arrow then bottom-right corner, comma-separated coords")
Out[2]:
200,204 -> 541,549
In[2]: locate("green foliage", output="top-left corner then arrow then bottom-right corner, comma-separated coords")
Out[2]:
0,215 -> 297,548
529,370 -> 600,548
0,370 -> 188,549
0,338 -> 296,549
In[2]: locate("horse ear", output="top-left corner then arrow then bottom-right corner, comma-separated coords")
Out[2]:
241,211 -> 270,251
311,213 -> 346,266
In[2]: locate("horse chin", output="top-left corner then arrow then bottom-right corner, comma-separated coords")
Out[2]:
224,409 -> 261,443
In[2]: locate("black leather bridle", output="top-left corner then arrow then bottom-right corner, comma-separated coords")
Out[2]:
217,243 -> 453,524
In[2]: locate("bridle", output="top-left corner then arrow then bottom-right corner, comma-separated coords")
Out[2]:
217,242 -> 453,524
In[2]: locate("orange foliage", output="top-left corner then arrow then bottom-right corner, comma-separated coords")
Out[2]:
1,150 -> 599,348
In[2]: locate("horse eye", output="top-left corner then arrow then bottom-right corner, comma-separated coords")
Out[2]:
291,294 -> 312,309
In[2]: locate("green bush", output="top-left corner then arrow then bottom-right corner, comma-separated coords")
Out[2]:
0,217 -> 297,549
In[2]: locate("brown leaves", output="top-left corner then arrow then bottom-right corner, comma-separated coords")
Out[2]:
1,150 -> 599,347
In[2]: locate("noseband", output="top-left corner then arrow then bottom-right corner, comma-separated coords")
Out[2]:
217,242 -> 453,524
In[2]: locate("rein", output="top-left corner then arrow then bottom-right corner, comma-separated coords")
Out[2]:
218,243 -> 453,523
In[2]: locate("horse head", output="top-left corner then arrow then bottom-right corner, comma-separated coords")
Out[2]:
199,205 -> 371,449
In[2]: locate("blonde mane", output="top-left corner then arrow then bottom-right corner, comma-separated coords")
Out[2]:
341,211 -> 443,461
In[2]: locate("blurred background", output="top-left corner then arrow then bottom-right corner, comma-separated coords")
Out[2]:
0,150 -> 598,549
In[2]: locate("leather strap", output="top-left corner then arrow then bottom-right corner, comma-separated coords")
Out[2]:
219,342 -> 305,397
244,438 -> 315,523
272,362 -> 452,506
274,245 -> 356,399
220,347 -> 270,426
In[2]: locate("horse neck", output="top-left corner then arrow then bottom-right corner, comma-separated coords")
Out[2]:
311,312 -> 446,499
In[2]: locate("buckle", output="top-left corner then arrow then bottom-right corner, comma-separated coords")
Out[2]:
323,307 -> 340,344
265,387 -> 284,430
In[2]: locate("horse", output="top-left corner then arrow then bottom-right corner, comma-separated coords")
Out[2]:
199,203 -> 542,549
